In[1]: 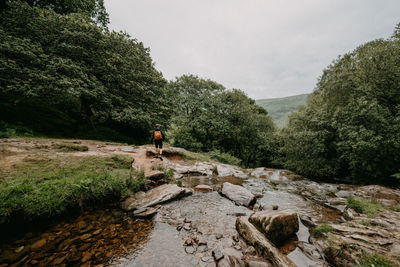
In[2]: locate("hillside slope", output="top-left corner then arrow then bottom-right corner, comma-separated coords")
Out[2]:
256,94 -> 309,128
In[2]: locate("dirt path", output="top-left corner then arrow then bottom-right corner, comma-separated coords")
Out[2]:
131,146 -> 156,175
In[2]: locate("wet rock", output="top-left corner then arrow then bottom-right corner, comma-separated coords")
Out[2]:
81,251 -> 92,262
249,210 -> 299,246
250,168 -> 270,178
297,241 -> 324,262
218,247 -> 245,267
329,198 -> 347,205
197,245 -> 208,253
31,238 -> 47,250
369,218 -> 392,228
299,214 -> 316,228
183,188 -> 194,196
235,217 -> 296,267
173,173 -> 183,179
244,246 -> 256,255
232,233 -> 239,243
185,246 -> 196,254
246,260 -> 272,267
195,184 -> 213,192
376,198 -> 398,208
146,171 -> 165,181
343,207 -> 357,220
120,146 -> 138,153
221,182 -> 256,207
212,247 -> 224,261
202,256 -> 213,262
358,185 -> 400,203
335,190 -> 353,198
133,206 -> 160,217
216,164 -> 247,179
184,223 -> 191,231
121,184 -> 188,211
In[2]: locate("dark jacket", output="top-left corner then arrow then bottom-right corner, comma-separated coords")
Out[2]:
151,129 -> 165,142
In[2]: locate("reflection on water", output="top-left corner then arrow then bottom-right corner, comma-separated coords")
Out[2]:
182,174 -> 243,188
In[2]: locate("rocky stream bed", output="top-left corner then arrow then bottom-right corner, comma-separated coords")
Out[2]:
1,146 -> 400,266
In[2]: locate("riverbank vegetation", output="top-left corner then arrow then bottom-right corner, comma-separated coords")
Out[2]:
1,1 -> 399,185
0,152 -> 145,224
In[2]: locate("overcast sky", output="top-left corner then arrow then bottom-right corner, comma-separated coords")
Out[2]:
104,0 -> 400,99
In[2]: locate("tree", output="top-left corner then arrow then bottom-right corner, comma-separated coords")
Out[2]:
168,75 -> 278,167
1,0 -> 109,28
0,2 -> 170,142
281,28 -> 400,184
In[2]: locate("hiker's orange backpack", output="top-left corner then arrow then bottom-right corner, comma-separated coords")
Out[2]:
154,130 -> 162,140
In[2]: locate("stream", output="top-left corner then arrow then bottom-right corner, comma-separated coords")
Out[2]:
0,169 -> 345,266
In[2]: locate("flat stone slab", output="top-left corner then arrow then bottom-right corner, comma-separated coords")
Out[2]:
120,146 -> 139,153
221,182 -> 256,207
121,184 -> 187,211
236,217 -> 296,267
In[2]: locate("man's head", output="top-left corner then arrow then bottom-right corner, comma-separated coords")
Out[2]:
155,124 -> 161,130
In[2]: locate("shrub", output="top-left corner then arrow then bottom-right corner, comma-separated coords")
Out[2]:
208,150 -> 241,166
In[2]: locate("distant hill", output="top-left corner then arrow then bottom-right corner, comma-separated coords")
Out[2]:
256,94 -> 309,128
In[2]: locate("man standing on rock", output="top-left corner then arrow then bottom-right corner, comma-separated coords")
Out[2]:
151,124 -> 165,159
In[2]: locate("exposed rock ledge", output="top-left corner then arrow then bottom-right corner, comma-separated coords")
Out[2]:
236,216 -> 296,267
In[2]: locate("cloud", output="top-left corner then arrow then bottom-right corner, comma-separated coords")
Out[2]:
104,0 -> 400,99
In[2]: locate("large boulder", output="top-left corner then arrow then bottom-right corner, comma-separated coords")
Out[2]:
221,182 -> 256,207
249,210 -> 299,246
121,184 -> 188,211
235,217 -> 296,267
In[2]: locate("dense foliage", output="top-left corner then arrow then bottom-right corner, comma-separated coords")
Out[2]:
0,2 -> 170,142
167,75 -> 278,167
0,0 -> 109,28
281,27 -> 400,184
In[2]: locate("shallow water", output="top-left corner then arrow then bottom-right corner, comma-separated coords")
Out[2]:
0,207 -> 153,266
1,169 -> 340,267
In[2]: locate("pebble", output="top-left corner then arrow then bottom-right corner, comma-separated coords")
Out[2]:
197,245 -> 208,252
212,248 -> 224,261
215,233 -> 223,239
185,246 -> 196,254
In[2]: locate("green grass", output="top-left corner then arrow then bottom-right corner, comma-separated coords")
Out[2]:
208,150 -> 241,165
0,154 -> 144,222
360,220 -> 371,226
314,223 -> 335,234
357,253 -> 396,267
256,94 -> 308,128
390,205 -> 400,212
347,197 -> 383,217
53,143 -> 89,152
181,150 -> 211,162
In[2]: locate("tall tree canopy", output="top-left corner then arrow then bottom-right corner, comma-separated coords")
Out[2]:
281,28 -> 400,184
1,0 -> 109,28
0,2 -> 170,142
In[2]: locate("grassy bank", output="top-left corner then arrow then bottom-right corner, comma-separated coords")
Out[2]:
0,153 -> 145,225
